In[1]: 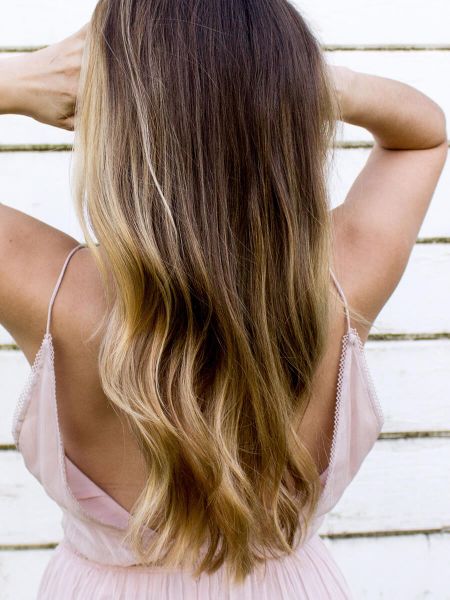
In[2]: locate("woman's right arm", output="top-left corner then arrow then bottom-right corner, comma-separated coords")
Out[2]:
328,65 -> 448,337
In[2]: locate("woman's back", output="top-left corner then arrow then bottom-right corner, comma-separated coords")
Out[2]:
16,239 -> 369,515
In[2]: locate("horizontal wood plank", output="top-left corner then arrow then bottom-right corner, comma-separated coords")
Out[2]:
327,50 -> 450,143
0,1 -> 448,48
1,437 -> 449,545
0,1 -> 95,48
0,452 -> 63,545
0,114 -> 74,146
320,437 -> 450,535
2,339 -> 450,445
1,242 -> 448,345
296,0 -> 450,47
2,51 -> 450,146
365,340 -> 450,433
0,146 -> 448,242
327,147 -> 450,239
372,244 -> 450,334
322,533 -> 450,598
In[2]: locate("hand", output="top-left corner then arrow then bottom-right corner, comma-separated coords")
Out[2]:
10,23 -> 89,131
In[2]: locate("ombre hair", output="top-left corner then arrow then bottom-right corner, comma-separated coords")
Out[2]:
72,0 -> 337,584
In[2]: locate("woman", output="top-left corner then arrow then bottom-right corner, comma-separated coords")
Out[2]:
2,1 -> 447,598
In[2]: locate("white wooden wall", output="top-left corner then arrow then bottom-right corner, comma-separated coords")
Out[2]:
1,1 -> 450,598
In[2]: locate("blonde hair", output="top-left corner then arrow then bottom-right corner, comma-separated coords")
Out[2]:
72,0 -> 337,584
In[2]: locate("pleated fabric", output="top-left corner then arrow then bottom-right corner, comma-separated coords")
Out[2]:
11,245 -> 385,598
37,535 -> 352,600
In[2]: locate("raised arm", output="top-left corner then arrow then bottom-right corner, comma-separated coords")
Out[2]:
328,65 -> 448,337
0,26 -> 88,347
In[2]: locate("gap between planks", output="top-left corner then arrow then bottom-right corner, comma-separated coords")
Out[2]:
0,142 -> 449,158
0,527 -> 449,552
3,142 -> 449,151
2,430 -> 450,452
3,44 -> 450,53
2,333 -> 450,352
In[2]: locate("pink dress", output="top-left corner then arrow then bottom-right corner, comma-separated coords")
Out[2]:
12,243 -> 385,599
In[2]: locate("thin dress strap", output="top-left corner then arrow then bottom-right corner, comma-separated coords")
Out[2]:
329,267 -> 351,333
45,244 -> 86,336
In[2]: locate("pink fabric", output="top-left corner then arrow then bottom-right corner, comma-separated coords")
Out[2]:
11,244 -> 385,599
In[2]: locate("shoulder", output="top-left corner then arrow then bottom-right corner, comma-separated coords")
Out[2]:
0,202 -> 84,360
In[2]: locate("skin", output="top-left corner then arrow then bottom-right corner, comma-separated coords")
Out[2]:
0,26 -> 447,511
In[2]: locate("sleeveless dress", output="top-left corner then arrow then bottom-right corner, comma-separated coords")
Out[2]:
11,243 -> 385,599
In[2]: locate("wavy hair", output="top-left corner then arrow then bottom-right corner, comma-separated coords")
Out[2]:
72,0 -> 337,584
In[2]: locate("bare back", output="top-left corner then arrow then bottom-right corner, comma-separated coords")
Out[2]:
26,241 -> 356,514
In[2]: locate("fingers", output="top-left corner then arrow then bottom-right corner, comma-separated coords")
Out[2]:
63,116 -> 75,131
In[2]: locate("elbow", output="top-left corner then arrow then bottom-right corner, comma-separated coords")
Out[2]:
430,102 -> 448,148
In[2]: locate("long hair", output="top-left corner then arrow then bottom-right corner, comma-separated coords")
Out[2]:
72,0 -> 337,584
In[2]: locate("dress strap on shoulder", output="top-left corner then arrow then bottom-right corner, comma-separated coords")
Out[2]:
45,243 -> 86,336
329,267 -> 351,333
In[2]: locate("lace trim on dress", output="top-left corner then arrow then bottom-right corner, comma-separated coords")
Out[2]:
320,326 -> 385,499
11,333 -> 52,449
319,329 -> 351,498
